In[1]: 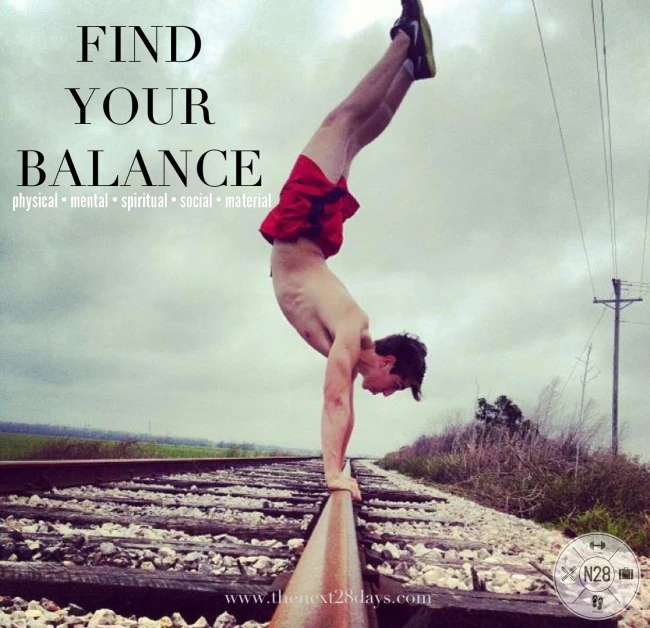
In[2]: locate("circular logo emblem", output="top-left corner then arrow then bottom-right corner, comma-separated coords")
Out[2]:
553,532 -> 640,620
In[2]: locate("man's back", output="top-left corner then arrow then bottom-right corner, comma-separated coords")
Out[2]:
271,238 -> 370,358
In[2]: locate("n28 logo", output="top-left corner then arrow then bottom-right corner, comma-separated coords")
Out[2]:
553,534 -> 640,619
583,565 -> 612,582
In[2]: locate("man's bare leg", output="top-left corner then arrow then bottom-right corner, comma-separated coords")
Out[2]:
301,32 -> 411,183
345,66 -> 413,177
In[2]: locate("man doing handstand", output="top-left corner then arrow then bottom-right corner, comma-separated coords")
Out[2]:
260,0 -> 435,501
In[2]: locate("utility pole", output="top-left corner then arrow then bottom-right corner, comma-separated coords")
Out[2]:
593,278 -> 643,456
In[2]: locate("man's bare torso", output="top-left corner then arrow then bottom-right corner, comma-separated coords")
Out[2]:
271,239 -> 372,357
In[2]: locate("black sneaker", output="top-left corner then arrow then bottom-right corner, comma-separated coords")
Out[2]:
390,0 -> 436,80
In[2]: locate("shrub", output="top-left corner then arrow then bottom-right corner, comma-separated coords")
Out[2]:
26,438 -> 151,460
380,406 -> 650,555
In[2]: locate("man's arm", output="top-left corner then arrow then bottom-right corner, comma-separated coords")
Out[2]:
341,383 -> 355,468
321,315 -> 366,501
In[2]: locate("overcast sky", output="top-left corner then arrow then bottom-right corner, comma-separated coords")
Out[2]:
1,0 -> 648,460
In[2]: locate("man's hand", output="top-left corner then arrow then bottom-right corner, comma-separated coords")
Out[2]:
327,476 -> 362,502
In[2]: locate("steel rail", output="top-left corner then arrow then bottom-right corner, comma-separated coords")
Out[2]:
0,456 -> 319,494
269,462 -> 371,628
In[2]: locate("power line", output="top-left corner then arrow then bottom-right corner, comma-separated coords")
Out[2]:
531,0 -> 596,297
600,0 -> 619,278
621,280 -> 649,298
590,0 -> 616,278
621,320 -> 650,327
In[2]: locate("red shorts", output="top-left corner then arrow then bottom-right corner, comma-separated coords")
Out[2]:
259,155 -> 360,259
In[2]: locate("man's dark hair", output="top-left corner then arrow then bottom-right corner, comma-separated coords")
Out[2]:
374,333 -> 427,401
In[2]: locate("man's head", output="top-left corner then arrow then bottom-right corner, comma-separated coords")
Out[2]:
361,333 -> 427,400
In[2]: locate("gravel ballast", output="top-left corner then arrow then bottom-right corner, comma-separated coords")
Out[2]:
358,460 -> 649,627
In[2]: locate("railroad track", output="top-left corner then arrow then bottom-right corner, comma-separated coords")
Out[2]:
0,457 -> 614,627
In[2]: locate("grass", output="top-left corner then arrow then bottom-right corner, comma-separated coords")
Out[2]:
0,433 -> 287,461
0,433 -> 58,461
380,419 -> 650,556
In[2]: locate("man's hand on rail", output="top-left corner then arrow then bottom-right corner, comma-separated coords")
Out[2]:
327,476 -> 362,502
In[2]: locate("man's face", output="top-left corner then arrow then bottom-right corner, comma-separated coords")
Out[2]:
361,356 -> 408,397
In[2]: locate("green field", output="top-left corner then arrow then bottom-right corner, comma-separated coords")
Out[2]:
0,433 -> 57,460
0,433 -> 276,461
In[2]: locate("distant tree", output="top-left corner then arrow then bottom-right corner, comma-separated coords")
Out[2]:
476,395 -> 536,438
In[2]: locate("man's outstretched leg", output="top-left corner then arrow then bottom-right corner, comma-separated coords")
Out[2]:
348,63 -> 414,176
302,0 -> 436,183
301,33 -> 411,183
260,0 -> 436,260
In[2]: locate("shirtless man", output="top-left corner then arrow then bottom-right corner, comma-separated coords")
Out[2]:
260,0 -> 435,501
